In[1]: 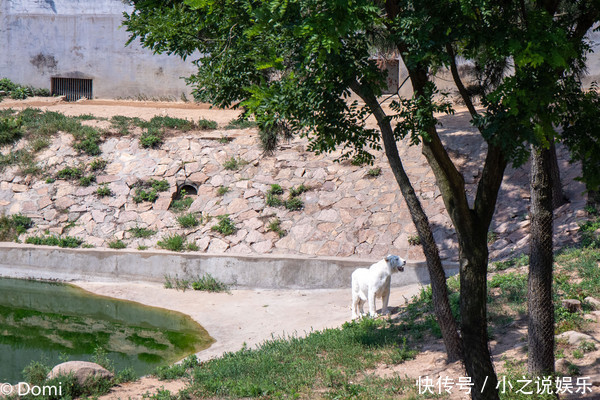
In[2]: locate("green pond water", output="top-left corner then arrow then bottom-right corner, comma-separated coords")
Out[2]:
0,278 -> 213,384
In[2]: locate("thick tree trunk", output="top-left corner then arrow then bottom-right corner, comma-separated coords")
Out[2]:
351,81 -> 463,362
549,142 -> 566,209
406,66 -> 501,400
528,146 -> 555,376
586,188 -> 600,211
458,234 -> 499,400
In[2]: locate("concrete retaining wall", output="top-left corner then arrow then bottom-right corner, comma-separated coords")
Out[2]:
0,243 -> 459,289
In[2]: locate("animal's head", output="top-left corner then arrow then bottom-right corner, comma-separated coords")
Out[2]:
385,254 -> 406,272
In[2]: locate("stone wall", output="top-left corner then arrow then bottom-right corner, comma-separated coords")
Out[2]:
0,115 -> 587,262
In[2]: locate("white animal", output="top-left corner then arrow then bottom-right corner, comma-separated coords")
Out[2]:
351,255 -> 406,319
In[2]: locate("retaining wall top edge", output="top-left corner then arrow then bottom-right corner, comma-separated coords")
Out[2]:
0,242 -> 439,266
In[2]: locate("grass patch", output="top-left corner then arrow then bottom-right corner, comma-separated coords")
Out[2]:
289,184 -> 310,197
0,214 -> 33,241
191,273 -> 230,293
225,119 -> 257,130
177,213 -> 200,228
491,253 -> 529,271
211,215 -> 236,236
265,192 -> 282,207
266,218 -> 286,238
79,174 -> 96,187
96,184 -> 112,197
187,318 -> 414,399
0,115 -> 23,145
128,226 -> 156,238
367,167 -> 381,177
223,156 -> 246,171
197,118 -> 218,130
25,235 -> 84,248
108,239 -> 127,249
284,196 -> 304,211
217,186 -> 230,196
89,158 -> 108,171
157,234 -> 186,252
407,235 -> 421,246
170,196 -> 194,213
133,179 -> 169,203
56,166 -> 83,180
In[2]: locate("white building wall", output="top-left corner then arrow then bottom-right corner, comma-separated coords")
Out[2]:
0,0 -> 196,99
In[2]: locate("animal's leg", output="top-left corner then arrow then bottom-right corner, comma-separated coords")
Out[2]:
368,291 -> 377,317
358,298 -> 365,316
351,290 -> 359,319
381,286 -> 391,315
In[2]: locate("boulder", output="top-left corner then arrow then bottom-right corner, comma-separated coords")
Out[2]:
561,299 -> 582,313
585,297 -> 600,311
555,358 -> 570,374
47,361 -> 113,385
556,330 -> 594,346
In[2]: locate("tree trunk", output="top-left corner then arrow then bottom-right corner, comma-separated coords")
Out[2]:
549,142 -> 566,209
528,146 -> 555,376
350,80 -> 464,362
587,188 -> 600,211
458,236 -> 499,400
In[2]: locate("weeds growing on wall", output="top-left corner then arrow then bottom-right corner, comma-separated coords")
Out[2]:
0,213 -> 33,241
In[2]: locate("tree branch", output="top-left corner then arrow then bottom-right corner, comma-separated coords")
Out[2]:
446,44 -> 479,120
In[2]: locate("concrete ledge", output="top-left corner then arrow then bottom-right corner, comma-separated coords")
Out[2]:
0,243 -> 459,289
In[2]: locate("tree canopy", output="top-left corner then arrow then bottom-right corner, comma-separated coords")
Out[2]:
124,1 -> 600,398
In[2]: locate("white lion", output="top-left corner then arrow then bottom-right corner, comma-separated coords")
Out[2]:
351,255 -> 406,319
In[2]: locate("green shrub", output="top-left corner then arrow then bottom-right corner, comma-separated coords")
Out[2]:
192,273 -> 230,292
284,196 -> 304,211
149,115 -> 195,131
266,218 -> 286,238
289,184 -> 309,197
170,196 -> 194,213
186,242 -> 199,251
265,192 -> 282,207
10,86 -> 29,100
223,156 -> 245,171
149,179 -> 169,192
11,214 -> 33,234
89,158 -> 108,171
367,167 -> 381,177
128,226 -> 156,238
197,118 -> 218,130
157,234 -> 186,252
177,213 -> 200,228
217,186 -> 230,196
0,116 -> 23,145
79,175 -> 96,187
133,187 -> 158,203
110,115 -> 144,135
225,119 -> 257,130
268,184 -> 284,195
408,234 -> 421,246
72,127 -> 102,155
137,245 -> 148,250
140,129 -> 163,148
96,184 -> 112,197
57,166 -> 83,180
108,239 -> 127,249
25,235 -> 84,248
211,215 -> 236,236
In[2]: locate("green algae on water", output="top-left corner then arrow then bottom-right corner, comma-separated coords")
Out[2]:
0,278 -> 213,384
